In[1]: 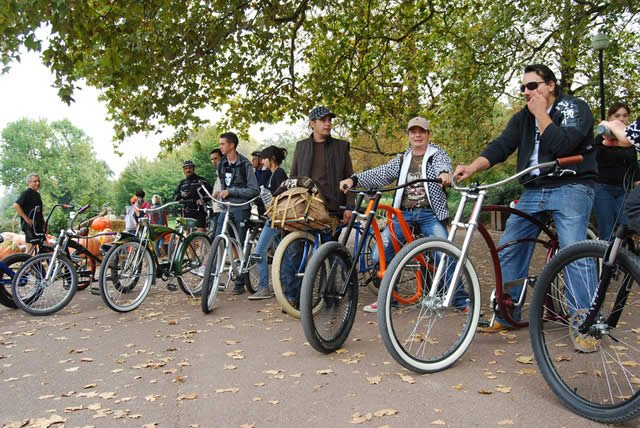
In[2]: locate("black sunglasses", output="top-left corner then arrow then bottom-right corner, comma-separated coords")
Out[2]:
520,81 -> 546,93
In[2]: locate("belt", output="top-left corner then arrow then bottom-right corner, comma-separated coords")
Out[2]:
402,206 -> 431,212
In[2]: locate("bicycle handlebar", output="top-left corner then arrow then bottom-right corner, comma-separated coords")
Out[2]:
139,201 -> 185,214
452,155 -> 584,192
198,184 -> 258,208
343,177 -> 443,194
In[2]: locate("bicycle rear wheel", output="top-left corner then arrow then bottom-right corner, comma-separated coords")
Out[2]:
378,238 -> 480,373
177,233 -> 210,297
201,236 -> 226,313
530,240 -> 640,423
99,241 -> 154,312
272,231 -> 317,318
12,253 -> 78,316
0,253 -> 32,309
300,242 -> 358,353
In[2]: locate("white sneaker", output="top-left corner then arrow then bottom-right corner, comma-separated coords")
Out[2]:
363,302 -> 377,313
192,265 -> 205,276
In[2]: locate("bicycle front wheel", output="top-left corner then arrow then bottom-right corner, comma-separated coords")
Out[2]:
201,236 -> 227,313
378,238 -> 480,373
0,253 -> 33,309
300,242 -> 357,353
272,231 -> 317,318
530,240 -> 640,423
177,233 -> 211,297
99,241 -> 154,312
12,253 -> 78,316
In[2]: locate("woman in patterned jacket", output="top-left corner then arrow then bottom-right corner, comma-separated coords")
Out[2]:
340,116 -> 468,313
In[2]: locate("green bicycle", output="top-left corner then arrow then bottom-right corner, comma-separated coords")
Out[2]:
98,201 -> 211,312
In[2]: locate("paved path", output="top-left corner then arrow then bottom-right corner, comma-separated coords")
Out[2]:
0,230 -> 629,427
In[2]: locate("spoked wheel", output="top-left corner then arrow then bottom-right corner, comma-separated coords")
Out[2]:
177,233 -> 210,297
378,237 -> 480,373
12,253 -> 78,316
0,253 -> 34,309
300,242 -> 358,353
201,237 -> 227,313
530,240 -> 640,423
99,241 -> 154,312
273,231 -> 317,318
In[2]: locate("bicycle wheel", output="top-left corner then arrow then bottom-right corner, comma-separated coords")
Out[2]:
378,237 -> 480,373
99,241 -> 154,312
241,227 -> 261,294
300,242 -> 358,353
0,253 -> 32,309
177,233 -> 210,297
201,236 -> 227,313
272,231 -> 317,318
362,230 -> 382,296
12,253 -> 78,316
68,245 -> 96,290
530,240 -> 640,423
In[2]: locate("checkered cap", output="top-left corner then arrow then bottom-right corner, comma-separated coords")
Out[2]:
308,106 -> 336,121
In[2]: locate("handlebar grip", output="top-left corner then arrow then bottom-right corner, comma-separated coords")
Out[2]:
596,124 -> 613,137
77,204 -> 91,214
556,155 -> 583,166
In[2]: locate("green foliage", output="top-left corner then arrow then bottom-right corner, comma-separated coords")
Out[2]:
1,0 -> 638,164
0,118 -> 113,234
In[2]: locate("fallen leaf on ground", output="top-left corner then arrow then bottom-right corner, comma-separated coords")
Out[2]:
177,393 -> 198,400
215,388 -> 240,393
432,420 -> 446,425
478,389 -> 492,395
398,374 -> 415,384
316,369 -> 334,375
367,376 -> 382,384
281,351 -> 296,357
350,412 -> 373,424
497,420 -> 514,425
374,408 -> 398,417
515,355 -> 534,364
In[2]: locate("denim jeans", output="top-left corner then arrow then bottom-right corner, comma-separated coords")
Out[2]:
372,208 -> 469,309
215,208 -> 250,285
498,183 -> 595,325
253,221 -> 279,290
592,183 -> 628,241
281,229 -> 334,302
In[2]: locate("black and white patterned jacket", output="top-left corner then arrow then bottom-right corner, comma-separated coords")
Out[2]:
353,144 -> 452,221
628,117 -> 640,148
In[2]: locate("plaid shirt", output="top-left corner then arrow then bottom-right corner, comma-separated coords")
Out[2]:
353,144 -> 452,221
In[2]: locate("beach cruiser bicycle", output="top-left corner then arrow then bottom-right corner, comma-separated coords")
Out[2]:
376,156 -> 584,373
299,178 -> 443,353
529,222 -> 640,423
98,201 -> 211,312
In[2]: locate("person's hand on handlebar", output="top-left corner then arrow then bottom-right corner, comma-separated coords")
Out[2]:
438,173 -> 452,188
219,190 -> 229,199
339,178 -> 354,194
454,157 -> 491,182
600,119 -> 632,148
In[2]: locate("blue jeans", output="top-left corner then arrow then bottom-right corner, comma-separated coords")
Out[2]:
215,208 -> 250,285
281,229 -> 334,302
499,184 -> 595,325
373,208 -> 468,309
253,221 -> 279,290
592,183 -> 628,241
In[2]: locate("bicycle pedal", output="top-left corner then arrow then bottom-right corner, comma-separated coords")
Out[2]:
477,319 -> 491,328
89,287 -> 101,296
167,283 -> 178,291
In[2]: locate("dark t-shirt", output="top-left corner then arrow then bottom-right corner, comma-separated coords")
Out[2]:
311,142 -> 334,209
16,188 -> 44,233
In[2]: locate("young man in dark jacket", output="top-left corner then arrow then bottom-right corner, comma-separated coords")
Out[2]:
455,64 -> 597,331
173,160 -> 213,232
215,132 -> 260,294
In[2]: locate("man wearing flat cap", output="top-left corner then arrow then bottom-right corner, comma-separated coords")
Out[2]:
340,117 -> 467,313
290,106 -> 354,222
282,106 -> 355,307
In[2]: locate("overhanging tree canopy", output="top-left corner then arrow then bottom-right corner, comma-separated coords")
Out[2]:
2,0 -> 638,160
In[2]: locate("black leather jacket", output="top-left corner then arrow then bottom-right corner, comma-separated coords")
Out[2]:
173,173 -> 212,212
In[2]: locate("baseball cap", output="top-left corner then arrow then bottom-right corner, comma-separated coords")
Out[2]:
182,160 -> 195,168
251,151 -> 262,158
407,117 -> 430,132
309,106 -> 336,121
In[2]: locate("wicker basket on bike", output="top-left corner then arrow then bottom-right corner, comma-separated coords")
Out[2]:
265,176 -> 335,232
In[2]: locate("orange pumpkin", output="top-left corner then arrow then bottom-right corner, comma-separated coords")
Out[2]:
99,228 -> 115,245
74,236 -> 101,257
91,217 -> 112,231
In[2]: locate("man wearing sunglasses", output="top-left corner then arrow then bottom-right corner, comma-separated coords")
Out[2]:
454,64 -> 597,332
